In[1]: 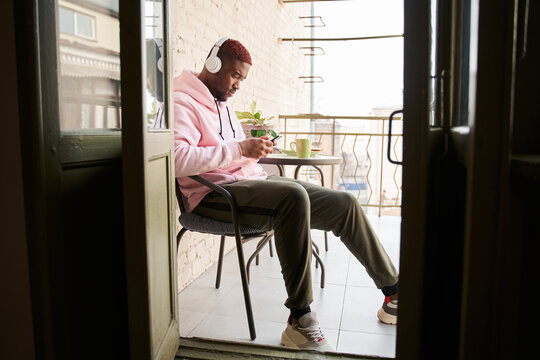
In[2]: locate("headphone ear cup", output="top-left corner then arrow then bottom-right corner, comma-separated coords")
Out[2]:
205,37 -> 228,73
205,55 -> 222,74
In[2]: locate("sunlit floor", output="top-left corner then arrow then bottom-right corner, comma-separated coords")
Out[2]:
178,215 -> 401,357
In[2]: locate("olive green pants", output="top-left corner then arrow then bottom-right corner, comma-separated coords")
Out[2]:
193,175 -> 398,309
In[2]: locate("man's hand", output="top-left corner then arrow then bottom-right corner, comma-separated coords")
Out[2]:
239,136 -> 274,159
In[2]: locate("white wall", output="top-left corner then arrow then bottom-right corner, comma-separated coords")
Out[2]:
172,0 -> 311,290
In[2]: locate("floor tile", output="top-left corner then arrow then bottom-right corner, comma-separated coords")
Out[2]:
178,310 -> 207,337
310,283 -> 346,330
186,262 -> 238,288
346,257 -> 378,288
187,313 -> 285,346
178,280 -> 235,313
178,264 -> 237,312
322,327 -> 339,351
245,255 -> 285,282
312,251 -> 350,286
337,330 -> 396,357
340,286 -> 397,335
211,277 -> 289,323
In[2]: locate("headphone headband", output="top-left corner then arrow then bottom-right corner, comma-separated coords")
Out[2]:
215,37 -> 229,48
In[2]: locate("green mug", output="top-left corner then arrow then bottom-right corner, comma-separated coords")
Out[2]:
290,139 -> 312,158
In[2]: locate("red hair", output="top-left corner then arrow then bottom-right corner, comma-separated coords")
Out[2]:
218,38 -> 252,65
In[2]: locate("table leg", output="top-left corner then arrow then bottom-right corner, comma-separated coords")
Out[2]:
294,165 -> 324,186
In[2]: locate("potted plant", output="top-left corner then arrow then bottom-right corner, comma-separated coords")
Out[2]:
236,101 -> 277,138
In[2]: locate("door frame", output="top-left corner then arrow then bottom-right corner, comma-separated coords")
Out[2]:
397,0 -> 431,358
13,0 -> 127,359
459,0 -> 518,358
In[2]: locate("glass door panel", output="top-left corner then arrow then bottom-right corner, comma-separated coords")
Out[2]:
428,0 -> 438,127
145,0 -> 166,129
56,0 -> 122,131
456,0 -> 479,127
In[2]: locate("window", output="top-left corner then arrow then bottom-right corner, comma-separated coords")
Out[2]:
58,6 -> 96,40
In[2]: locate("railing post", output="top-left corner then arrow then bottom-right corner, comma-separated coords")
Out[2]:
283,117 -> 287,153
331,117 -> 336,189
379,119 -> 385,217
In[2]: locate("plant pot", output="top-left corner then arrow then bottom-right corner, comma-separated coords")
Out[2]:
241,124 -> 271,138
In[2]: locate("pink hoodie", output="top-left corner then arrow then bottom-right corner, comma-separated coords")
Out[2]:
174,70 -> 267,211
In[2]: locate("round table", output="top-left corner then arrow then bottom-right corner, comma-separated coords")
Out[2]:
258,154 -> 342,186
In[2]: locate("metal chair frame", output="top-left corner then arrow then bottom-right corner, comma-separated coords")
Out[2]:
176,175 -> 325,340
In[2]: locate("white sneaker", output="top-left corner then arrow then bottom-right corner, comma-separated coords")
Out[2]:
281,312 -> 334,351
377,296 -> 398,324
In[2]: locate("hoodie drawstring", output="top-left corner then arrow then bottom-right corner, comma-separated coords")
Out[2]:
215,99 -> 235,140
226,107 -> 236,139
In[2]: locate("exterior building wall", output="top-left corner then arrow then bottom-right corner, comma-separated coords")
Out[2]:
172,0 -> 311,290
58,0 -> 120,52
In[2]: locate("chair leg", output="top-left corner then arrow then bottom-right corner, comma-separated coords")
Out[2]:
311,247 -> 325,289
312,241 -> 320,269
234,232 -> 257,340
268,237 -> 274,257
246,234 -> 273,284
324,231 -> 329,252
215,236 -> 226,289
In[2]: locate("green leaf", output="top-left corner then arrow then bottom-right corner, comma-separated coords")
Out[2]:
254,112 -> 261,120
270,129 -> 277,138
250,101 -> 257,114
235,111 -> 254,119
266,116 -> 275,121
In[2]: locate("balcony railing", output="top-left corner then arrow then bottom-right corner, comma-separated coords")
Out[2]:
278,114 -> 403,216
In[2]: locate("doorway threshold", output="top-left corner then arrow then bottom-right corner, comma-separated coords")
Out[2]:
176,337 -> 385,360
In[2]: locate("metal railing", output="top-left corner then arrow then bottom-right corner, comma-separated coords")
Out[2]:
278,114 -> 403,216
61,94 -> 122,129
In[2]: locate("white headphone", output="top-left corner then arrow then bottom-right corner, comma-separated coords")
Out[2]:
205,37 -> 229,74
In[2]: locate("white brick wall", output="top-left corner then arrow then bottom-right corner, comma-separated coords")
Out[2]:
173,0 -> 311,291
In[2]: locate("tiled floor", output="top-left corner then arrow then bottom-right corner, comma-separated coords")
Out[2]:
178,214 -> 401,358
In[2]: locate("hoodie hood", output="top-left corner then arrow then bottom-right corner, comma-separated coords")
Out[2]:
174,69 -> 228,111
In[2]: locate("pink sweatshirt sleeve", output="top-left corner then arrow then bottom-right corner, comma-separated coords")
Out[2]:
174,99 -> 243,176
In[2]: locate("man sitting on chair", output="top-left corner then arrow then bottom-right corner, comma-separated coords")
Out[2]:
174,37 -> 399,351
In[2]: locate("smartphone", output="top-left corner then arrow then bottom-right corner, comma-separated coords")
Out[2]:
271,134 -> 282,142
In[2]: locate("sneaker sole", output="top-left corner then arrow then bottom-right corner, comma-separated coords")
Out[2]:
281,331 -> 300,348
281,330 -> 334,351
377,307 -> 397,325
